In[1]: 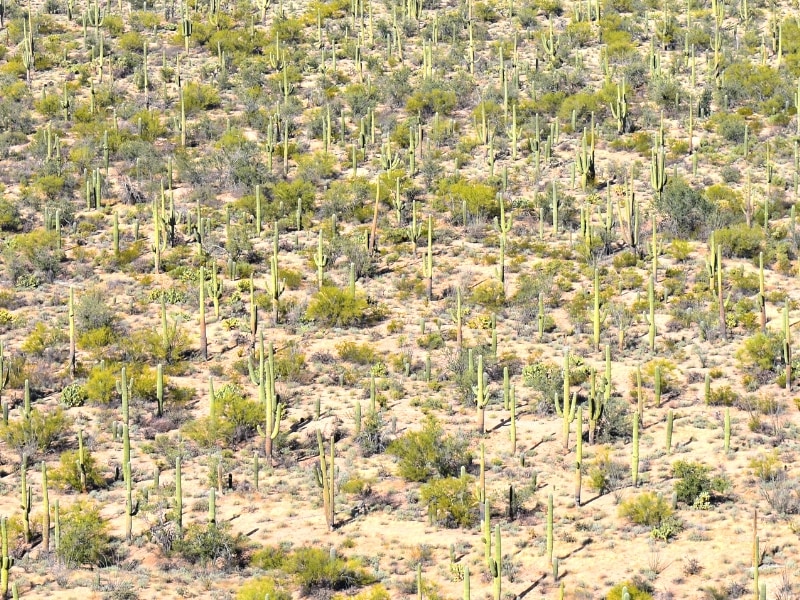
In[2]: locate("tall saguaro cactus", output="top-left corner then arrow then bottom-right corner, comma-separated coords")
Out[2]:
250,334 -> 284,460
474,355 -> 491,433
315,431 -> 336,531
0,517 -> 11,600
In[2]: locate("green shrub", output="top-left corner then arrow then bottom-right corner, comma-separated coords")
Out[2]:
749,450 -> 782,482
181,81 -> 221,114
387,416 -> 472,482
85,363 -> 117,403
606,582 -> 653,600
333,585 -> 391,600
672,460 -> 729,505
336,341 -> 378,365
405,83 -> 458,117
237,577 -> 291,600
183,384 -> 262,448
250,544 -> 289,570
77,326 -> 115,352
587,446 -> 627,493
61,383 -> 87,407
437,176 -> 500,218
173,522 -> 247,569
420,475 -> 478,528
417,332 -> 445,350
706,385 -> 739,406
522,360 -> 562,411
0,197 -> 21,231
710,112 -> 748,143
75,289 -> 116,332
57,501 -> 111,567
470,280 -> 505,310
2,229 -> 64,284
713,224 -> 765,259
21,321 -> 66,356
284,547 -> 373,593
654,178 -> 715,239
2,407 -> 71,458
305,286 -> 370,327
736,331 -> 784,384
618,492 -> 673,526
51,448 -> 106,492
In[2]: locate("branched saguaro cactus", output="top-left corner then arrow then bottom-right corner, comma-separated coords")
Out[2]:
315,431 -> 335,531
650,144 -> 667,200
618,177 -> 639,251
575,123 -> 595,190
555,349 -> 577,449
609,77 -> 628,134
250,334 -> 284,460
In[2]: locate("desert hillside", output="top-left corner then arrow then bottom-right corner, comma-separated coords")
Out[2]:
0,0 -> 799,598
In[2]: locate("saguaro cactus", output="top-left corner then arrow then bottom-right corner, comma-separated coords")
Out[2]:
546,492 -> 554,564
474,355 -> 491,433
555,349 -> 577,449
199,265 -> 207,361
0,518 -> 11,600
41,461 -> 50,552
250,334 -> 284,460
314,229 -> 328,289
489,524 -> 502,600
574,406 -> 583,506
632,413 -> 640,487
175,456 -> 183,537
315,430 -> 336,531
423,215 -> 433,301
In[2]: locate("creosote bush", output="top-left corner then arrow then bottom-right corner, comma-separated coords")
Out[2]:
173,522 -> 248,569
236,577 -> 291,600
305,286 -> 371,327
387,415 -> 472,482
420,474 -> 478,528
57,501 -> 111,567
618,492 -> 673,526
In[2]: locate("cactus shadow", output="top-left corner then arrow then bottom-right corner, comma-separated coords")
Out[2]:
516,573 -> 547,598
